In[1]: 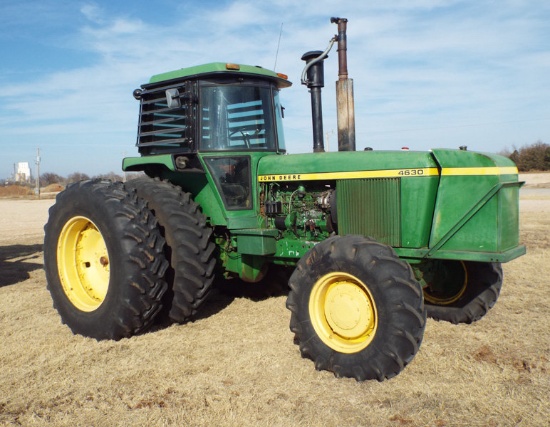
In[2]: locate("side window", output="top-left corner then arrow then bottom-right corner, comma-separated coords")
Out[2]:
273,90 -> 286,152
204,156 -> 252,210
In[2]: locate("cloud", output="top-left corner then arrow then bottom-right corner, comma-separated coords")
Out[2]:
80,3 -> 103,25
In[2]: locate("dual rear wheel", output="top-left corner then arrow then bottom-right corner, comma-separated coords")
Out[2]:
44,180 -> 169,339
44,178 -> 216,340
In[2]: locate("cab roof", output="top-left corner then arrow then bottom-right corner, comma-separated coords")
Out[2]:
146,62 -> 292,89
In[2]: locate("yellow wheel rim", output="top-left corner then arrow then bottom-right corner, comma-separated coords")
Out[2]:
57,216 -> 110,312
309,272 -> 378,354
423,261 -> 468,305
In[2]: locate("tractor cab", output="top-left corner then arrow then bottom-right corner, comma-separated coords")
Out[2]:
127,63 -> 291,211
132,62 -> 291,156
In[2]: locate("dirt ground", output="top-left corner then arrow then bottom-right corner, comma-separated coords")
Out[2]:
0,177 -> 549,427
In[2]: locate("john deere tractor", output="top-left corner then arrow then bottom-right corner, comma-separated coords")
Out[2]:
44,18 -> 525,381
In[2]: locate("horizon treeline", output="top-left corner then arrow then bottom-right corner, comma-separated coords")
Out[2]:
499,140 -> 550,172
38,171 -> 131,187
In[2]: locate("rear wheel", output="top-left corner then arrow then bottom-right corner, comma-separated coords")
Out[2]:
125,177 -> 216,323
417,260 -> 503,324
287,235 -> 426,381
44,180 -> 168,339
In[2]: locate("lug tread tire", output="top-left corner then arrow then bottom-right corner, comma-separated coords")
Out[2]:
44,179 -> 168,340
287,235 -> 426,381
426,262 -> 503,324
125,177 -> 216,323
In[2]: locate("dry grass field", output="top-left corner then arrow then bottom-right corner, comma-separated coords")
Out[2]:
0,176 -> 549,426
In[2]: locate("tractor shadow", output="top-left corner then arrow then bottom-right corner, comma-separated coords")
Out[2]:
0,244 -> 44,288
154,266 -> 294,330
151,274 -> 291,333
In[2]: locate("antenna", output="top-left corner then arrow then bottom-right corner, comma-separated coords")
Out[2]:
273,23 -> 283,70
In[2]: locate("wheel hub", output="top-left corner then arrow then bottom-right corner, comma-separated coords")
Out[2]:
57,216 -> 110,312
325,281 -> 373,340
309,272 -> 378,354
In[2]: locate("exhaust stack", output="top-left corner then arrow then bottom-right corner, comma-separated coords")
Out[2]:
331,17 -> 356,151
301,50 -> 328,153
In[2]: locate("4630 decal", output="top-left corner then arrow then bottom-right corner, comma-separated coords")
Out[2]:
398,169 -> 425,176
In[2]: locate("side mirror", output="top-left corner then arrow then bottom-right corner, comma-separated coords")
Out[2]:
165,88 -> 181,108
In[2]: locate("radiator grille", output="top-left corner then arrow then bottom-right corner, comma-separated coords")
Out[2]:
336,178 -> 401,246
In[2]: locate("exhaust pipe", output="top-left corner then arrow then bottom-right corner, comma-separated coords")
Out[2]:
301,50 -> 329,153
331,17 -> 356,151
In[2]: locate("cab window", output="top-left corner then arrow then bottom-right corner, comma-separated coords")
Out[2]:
200,84 -> 278,151
204,156 -> 251,210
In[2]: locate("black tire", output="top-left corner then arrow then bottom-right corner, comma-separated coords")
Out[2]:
422,261 -> 503,324
43,180 -> 168,340
125,177 -> 216,323
286,235 -> 426,381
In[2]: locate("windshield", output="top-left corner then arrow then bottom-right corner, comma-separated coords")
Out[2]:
199,83 -> 280,151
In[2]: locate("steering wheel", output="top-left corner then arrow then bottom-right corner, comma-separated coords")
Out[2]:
229,124 -> 264,149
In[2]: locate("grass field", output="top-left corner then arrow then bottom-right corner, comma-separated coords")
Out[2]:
0,182 -> 548,426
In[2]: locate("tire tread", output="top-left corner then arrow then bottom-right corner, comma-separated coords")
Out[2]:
125,177 -> 216,324
286,235 -> 426,381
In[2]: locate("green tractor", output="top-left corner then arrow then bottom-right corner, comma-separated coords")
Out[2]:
44,18 -> 525,381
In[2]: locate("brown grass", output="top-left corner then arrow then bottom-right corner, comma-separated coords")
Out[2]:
0,194 -> 549,427
0,184 -> 64,200
0,185 -> 34,198
42,184 -> 65,193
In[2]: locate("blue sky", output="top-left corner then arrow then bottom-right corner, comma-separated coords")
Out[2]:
1,0 -> 549,179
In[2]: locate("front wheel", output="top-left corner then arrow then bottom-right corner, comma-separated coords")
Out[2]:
286,235 -> 426,381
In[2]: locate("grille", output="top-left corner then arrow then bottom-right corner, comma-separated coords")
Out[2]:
137,87 -> 193,153
336,178 -> 401,246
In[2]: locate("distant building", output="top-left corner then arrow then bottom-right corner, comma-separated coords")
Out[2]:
14,162 -> 31,183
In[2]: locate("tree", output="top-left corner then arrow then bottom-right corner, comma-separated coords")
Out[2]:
501,141 -> 549,172
518,141 -> 549,171
93,172 -> 124,182
40,172 -> 65,186
509,149 -> 520,166
66,172 -> 90,184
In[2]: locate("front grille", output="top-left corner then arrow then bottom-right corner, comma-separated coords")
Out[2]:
336,178 -> 401,246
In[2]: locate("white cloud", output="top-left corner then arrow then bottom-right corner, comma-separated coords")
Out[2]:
80,3 -> 103,25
